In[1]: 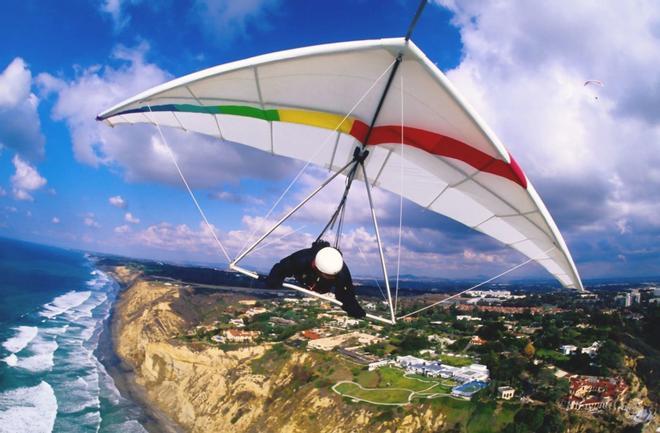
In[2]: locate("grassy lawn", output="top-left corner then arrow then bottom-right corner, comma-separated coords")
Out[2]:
440,354 -> 473,366
335,383 -> 412,404
536,348 -> 569,362
335,367 -> 457,405
375,368 -> 436,392
429,396 -> 474,427
423,382 -> 453,394
428,398 -> 519,433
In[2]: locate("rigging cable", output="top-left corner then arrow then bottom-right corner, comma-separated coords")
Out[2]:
146,105 -> 232,264
397,247 -> 557,319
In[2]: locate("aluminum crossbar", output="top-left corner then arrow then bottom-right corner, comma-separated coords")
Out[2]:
230,263 -> 394,325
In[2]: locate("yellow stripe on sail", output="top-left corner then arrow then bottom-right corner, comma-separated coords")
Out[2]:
278,109 -> 354,135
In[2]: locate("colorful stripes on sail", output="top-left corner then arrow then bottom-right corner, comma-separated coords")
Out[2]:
103,104 -> 526,188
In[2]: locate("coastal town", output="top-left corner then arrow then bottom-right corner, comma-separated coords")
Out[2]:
99,257 -> 659,433
174,272 -> 658,432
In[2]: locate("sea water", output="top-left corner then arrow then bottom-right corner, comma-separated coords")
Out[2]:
0,237 -> 148,433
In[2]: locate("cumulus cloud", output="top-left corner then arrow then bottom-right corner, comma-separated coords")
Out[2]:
136,221 -> 218,253
38,43 -> 290,188
114,224 -> 130,233
124,212 -> 140,224
0,58 -> 45,161
99,0 -> 135,30
10,155 -> 47,201
433,0 -> 660,275
191,0 -> 280,43
109,195 -> 127,208
84,213 -> 100,228
209,191 -> 265,206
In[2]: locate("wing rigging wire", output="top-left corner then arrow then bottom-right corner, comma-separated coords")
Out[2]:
397,247 -> 557,320
355,244 -> 388,303
146,105 -> 233,264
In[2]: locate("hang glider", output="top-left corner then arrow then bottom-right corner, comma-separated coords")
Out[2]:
98,37 -> 583,324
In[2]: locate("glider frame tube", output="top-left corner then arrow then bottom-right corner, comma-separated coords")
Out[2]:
229,263 -> 394,325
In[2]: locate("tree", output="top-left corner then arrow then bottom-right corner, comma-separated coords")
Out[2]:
397,332 -> 428,354
514,407 -> 545,432
477,321 -> 505,341
538,408 -> 565,433
523,342 -> 536,359
596,339 -> 624,371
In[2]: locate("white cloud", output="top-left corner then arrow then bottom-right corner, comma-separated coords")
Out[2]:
192,0 -> 280,43
52,217 -> 60,224
84,213 -> 100,228
99,0 -> 148,31
109,195 -> 127,208
114,224 -> 130,233
0,58 -> 45,160
136,222 -> 218,252
38,43 -> 290,188
124,212 -> 140,224
208,191 -> 264,206
10,155 -> 47,201
434,0 -> 660,239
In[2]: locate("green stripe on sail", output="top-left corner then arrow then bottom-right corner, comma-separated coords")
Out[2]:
217,105 -> 280,121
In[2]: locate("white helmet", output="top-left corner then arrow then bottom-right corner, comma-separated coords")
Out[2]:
315,247 -> 343,276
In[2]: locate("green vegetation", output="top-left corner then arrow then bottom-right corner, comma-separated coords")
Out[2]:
440,354 -> 473,366
535,348 -> 569,362
334,383 -> 412,404
250,343 -> 291,375
333,367 -> 455,404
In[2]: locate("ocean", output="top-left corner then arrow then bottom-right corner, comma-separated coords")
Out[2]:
0,237 -> 148,433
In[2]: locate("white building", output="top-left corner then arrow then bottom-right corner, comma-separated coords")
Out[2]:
456,315 -> 481,321
283,297 -> 300,304
498,386 -> 515,400
453,364 -> 490,383
224,329 -> 260,342
244,307 -> 268,317
229,318 -> 245,328
396,355 -> 427,368
581,341 -> 601,358
334,316 -> 360,328
395,356 -> 490,383
560,345 -> 578,355
368,359 -> 392,371
238,299 -> 257,306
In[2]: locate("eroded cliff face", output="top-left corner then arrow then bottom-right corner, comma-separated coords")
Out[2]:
112,278 -> 446,433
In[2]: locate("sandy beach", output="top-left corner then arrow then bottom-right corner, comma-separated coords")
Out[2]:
96,271 -> 185,433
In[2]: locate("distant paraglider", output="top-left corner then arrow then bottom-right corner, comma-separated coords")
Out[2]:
584,80 -> 604,100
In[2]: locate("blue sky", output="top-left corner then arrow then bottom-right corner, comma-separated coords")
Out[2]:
1,0 -> 659,283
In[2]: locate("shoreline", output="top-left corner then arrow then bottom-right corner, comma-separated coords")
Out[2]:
96,271 -> 185,433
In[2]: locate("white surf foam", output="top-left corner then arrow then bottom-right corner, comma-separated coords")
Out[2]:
110,420 -> 149,433
67,292 -> 108,321
2,326 -> 38,354
0,381 -> 58,433
15,338 -> 58,372
2,354 -> 17,367
40,291 -> 92,319
57,375 -> 100,414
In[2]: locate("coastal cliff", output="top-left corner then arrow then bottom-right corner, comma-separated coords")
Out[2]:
111,276 -> 447,433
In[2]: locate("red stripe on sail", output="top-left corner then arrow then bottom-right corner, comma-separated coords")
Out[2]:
349,121 -> 527,188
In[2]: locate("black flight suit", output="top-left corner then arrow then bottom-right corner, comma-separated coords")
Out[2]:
265,242 -> 366,319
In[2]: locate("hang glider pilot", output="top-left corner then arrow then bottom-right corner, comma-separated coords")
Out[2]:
264,240 -> 366,319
